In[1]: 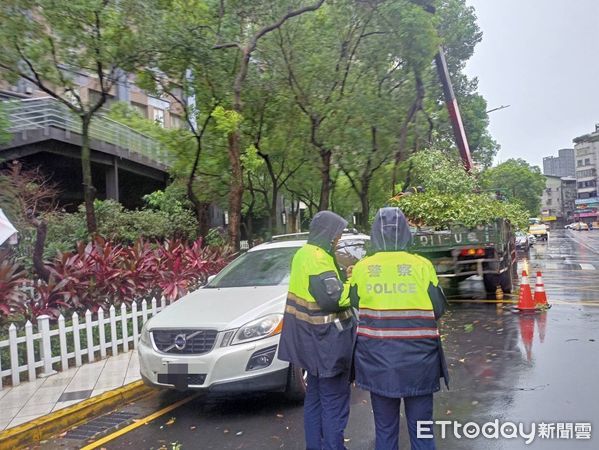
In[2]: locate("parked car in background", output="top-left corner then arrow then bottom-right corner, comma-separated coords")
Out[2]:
528,234 -> 536,246
574,222 -> 589,231
138,232 -> 369,399
565,223 -> 577,230
515,232 -> 530,251
529,224 -> 548,241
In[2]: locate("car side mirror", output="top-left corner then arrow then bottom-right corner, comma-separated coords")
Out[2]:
207,274 -> 216,284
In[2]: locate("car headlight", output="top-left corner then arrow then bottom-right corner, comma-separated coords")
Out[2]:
140,322 -> 151,345
231,314 -> 283,345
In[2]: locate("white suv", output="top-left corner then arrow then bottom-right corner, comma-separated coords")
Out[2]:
138,232 -> 369,399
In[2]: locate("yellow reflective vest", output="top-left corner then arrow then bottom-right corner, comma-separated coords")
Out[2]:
278,244 -> 356,377
350,251 -> 448,397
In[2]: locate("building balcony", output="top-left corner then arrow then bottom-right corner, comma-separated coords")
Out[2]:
577,187 -> 597,194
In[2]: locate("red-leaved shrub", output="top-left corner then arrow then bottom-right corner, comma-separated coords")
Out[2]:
0,258 -> 28,318
34,237 -> 233,317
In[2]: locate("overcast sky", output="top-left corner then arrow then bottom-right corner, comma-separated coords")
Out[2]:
464,0 -> 599,169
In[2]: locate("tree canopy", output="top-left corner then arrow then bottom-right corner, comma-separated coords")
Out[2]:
1,0 -> 504,245
0,0 -> 156,232
481,159 -> 546,215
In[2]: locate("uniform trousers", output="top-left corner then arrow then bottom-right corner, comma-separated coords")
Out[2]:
370,392 -> 436,450
304,372 -> 350,450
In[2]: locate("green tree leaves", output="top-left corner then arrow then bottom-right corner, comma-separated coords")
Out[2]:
213,106 -> 243,135
402,149 -> 478,194
391,191 -> 529,230
481,159 -> 546,215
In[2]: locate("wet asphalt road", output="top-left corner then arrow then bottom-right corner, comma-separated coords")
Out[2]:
43,230 -> 599,450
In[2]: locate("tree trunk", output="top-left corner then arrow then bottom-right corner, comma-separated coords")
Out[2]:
319,150 -> 332,211
197,202 -> 211,237
245,214 -> 253,247
32,220 -> 50,282
270,184 -> 279,235
81,115 -> 97,233
289,198 -> 298,233
186,136 -> 211,238
391,74 -> 424,195
359,187 -> 369,230
187,177 -> 211,238
227,131 -> 243,249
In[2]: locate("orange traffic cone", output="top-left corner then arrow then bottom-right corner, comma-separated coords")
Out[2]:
519,315 -> 535,362
534,271 -> 550,309
517,270 -> 536,312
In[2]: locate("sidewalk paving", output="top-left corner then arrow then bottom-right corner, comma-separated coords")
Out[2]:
0,350 -> 140,431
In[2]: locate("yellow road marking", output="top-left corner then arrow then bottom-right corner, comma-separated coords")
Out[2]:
80,392 -> 200,450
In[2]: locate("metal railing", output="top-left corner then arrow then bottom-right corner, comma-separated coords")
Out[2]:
2,97 -> 173,168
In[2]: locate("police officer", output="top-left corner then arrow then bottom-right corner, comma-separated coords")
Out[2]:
279,211 -> 356,450
349,207 -> 448,450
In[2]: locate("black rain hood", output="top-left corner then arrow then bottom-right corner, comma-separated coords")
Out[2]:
371,207 -> 413,252
307,211 -> 348,252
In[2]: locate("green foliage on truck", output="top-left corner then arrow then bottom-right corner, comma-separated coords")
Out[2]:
389,191 -> 528,231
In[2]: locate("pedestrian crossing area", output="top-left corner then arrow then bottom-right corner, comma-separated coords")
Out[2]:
533,260 -> 596,271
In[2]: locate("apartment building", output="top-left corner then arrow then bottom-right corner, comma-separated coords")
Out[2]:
573,125 -> 599,223
0,72 -> 184,129
543,148 -> 575,178
541,175 -> 577,227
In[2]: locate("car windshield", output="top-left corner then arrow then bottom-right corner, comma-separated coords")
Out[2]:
206,247 -> 299,288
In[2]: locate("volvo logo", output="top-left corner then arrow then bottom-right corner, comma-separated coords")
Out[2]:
174,334 -> 187,350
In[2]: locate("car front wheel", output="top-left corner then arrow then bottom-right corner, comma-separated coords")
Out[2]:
284,364 -> 307,402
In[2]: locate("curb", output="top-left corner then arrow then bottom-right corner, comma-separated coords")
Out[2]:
0,380 -> 154,449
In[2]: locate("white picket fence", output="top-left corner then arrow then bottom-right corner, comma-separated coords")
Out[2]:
0,297 -> 169,389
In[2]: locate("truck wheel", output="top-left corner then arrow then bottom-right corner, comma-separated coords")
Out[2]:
483,270 -> 513,294
284,364 -> 306,402
499,268 -> 513,293
483,274 -> 499,294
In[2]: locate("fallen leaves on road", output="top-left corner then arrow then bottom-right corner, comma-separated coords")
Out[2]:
276,413 -> 284,418
165,417 -> 176,426
190,426 -> 197,431
236,431 -> 244,436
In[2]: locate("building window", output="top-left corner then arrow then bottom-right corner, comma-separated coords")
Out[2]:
131,102 -> 148,118
577,168 -> 596,178
578,159 -> 583,167
88,89 -> 115,108
585,158 -> 591,165
547,199 -> 552,205
170,113 -> 183,129
153,108 -> 165,127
